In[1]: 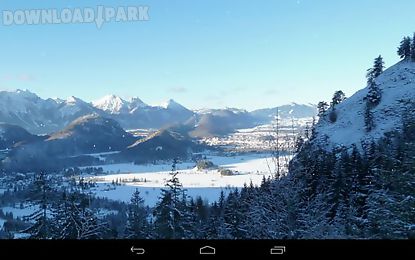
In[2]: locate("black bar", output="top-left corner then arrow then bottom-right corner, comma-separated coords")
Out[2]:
0,240 -> 414,258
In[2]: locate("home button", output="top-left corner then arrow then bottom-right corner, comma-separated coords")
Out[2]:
200,245 -> 216,255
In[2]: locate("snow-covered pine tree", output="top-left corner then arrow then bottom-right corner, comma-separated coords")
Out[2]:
331,90 -> 346,107
295,136 -> 305,153
328,150 -> 359,238
244,177 -> 287,239
223,189 -> 246,238
201,202 -> 216,238
366,55 -> 384,106
367,55 -> 385,81
364,104 -> 375,132
23,172 -> 54,239
204,192 -> 229,239
188,196 -> 209,238
365,129 -> 415,238
411,33 -> 415,62
317,101 -> 329,117
179,191 -> 196,238
366,83 -> 382,107
125,189 -> 149,239
238,182 -> 259,238
53,181 -> 106,239
153,159 -> 189,239
398,36 -> 411,60
312,115 -> 317,133
364,56 -> 384,131
327,90 -> 345,123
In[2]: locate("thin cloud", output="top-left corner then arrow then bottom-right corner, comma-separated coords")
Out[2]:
263,89 -> 279,95
18,74 -> 36,82
1,74 -> 36,82
168,86 -> 188,93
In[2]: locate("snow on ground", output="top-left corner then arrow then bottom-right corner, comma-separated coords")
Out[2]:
89,154 -> 276,188
315,61 -> 415,150
96,208 -> 119,218
92,153 -> 275,175
1,205 -> 38,218
87,153 -> 280,206
13,233 -> 30,239
74,151 -> 121,160
86,161 -> 196,174
93,184 -> 231,207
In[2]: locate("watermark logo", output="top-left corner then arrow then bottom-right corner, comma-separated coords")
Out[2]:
2,6 -> 149,29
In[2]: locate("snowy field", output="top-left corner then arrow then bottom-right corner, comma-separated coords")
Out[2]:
86,153 -> 283,206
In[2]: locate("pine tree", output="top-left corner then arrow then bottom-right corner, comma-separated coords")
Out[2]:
364,104 -> 375,132
331,90 -> 346,107
317,101 -> 329,116
327,91 -> 345,123
366,82 -> 382,107
397,36 -> 411,60
153,159 -> 189,239
411,33 -> 415,61
366,55 -> 385,84
125,189 -> 148,239
23,172 -> 54,239
364,56 -> 383,132
204,191 -> 230,239
189,196 -> 209,237
53,179 -> 105,239
223,189 -> 246,238
295,136 -> 305,152
238,184 -> 259,238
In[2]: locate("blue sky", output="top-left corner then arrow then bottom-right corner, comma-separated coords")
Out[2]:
0,0 -> 414,110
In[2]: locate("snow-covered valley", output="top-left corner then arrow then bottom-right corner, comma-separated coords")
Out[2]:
85,153 -> 283,206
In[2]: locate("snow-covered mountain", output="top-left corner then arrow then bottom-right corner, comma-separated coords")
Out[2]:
0,89 -> 316,135
195,107 -> 248,115
129,97 -> 148,112
313,60 -> 415,150
58,96 -> 101,121
0,91 -> 194,133
95,96 -> 195,130
0,89 -> 62,133
250,103 -> 317,122
92,94 -> 130,114
161,99 -> 187,111
91,95 -> 149,114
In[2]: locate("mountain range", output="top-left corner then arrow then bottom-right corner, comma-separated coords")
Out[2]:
1,114 -> 206,172
0,89 -> 317,135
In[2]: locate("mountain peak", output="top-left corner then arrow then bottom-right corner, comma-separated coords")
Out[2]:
8,89 -> 39,99
130,96 -> 145,103
129,97 -> 148,109
15,88 -> 31,94
92,94 -> 127,114
162,99 -> 186,110
66,96 -> 84,104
